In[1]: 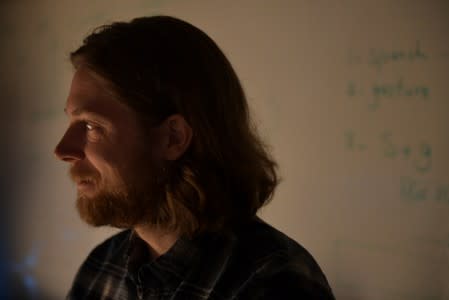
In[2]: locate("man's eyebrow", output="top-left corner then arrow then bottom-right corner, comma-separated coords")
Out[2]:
64,107 -> 87,116
63,107 -> 107,119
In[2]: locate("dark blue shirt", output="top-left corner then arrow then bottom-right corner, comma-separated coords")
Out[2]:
67,217 -> 335,299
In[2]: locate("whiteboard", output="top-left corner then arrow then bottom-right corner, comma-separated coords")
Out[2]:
2,1 -> 448,299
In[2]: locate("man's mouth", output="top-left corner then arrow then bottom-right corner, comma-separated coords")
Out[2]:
77,178 -> 96,191
79,179 -> 93,184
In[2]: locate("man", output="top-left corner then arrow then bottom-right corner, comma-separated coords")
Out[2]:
55,15 -> 335,299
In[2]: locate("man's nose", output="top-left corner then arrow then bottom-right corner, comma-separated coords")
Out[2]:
54,127 -> 85,163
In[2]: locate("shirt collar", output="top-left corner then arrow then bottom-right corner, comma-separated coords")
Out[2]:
123,229 -> 201,282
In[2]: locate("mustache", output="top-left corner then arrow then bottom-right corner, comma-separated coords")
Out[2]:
69,165 -> 100,183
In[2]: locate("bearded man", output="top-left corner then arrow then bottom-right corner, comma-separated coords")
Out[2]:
55,15 -> 335,300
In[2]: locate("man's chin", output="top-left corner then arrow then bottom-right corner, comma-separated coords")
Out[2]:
76,192 -> 110,227
75,191 -> 143,229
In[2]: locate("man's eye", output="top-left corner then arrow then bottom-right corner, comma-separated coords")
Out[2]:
84,122 -> 103,140
86,123 -> 96,131
84,122 -> 102,131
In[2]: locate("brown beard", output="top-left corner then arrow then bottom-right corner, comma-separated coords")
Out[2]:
76,185 -> 158,228
69,158 -> 165,229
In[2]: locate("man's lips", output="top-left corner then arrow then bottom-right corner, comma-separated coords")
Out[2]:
78,179 -> 94,184
76,178 -> 97,191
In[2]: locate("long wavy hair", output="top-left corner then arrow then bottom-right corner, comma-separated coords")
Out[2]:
70,15 -> 279,236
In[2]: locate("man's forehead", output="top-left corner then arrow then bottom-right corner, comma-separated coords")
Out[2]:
65,68 -> 126,117
70,67 -> 116,98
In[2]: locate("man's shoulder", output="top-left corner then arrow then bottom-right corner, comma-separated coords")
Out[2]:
238,218 -> 318,268
231,218 -> 335,298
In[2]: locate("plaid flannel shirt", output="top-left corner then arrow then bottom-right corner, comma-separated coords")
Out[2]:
67,217 -> 335,299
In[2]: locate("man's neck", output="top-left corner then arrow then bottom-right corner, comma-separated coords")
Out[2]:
133,224 -> 180,259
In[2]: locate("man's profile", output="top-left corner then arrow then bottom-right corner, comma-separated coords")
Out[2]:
55,15 -> 335,299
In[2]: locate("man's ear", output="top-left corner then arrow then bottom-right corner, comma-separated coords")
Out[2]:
162,114 -> 193,161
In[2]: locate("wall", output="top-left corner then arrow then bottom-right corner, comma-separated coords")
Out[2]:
1,1 -> 448,299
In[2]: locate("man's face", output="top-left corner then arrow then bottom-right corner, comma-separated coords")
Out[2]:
55,67 -> 164,228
